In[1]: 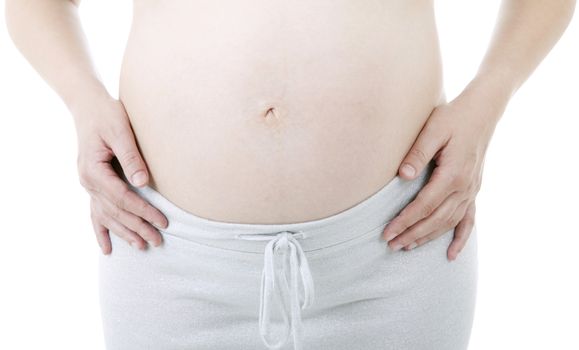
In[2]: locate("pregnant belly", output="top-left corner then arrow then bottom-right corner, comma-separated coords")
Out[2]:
118,0 -> 445,224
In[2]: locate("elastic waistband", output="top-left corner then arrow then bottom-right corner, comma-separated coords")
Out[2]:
127,160 -> 435,253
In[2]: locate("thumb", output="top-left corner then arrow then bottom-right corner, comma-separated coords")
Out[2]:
399,125 -> 446,180
110,128 -> 149,187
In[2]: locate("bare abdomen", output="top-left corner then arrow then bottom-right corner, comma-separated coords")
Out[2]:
119,0 -> 445,224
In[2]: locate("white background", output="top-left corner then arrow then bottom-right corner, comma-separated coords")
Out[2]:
1,1 -> 577,349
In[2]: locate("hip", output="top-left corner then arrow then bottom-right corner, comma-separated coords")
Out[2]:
98,158 -> 478,349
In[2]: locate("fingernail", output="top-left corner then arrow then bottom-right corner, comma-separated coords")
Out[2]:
407,242 -> 417,250
155,221 -> 168,229
131,171 -> 147,186
401,164 -> 415,177
390,243 -> 403,251
130,241 -> 139,249
384,233 -> 396,242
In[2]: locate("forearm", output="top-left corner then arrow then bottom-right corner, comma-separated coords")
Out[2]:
466,0 -> 576,113
5,0 -> 110,116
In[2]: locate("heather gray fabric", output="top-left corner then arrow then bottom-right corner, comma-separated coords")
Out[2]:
98,159 -> 478,350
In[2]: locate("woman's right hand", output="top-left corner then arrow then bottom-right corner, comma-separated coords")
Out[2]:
71,93 -> 168,255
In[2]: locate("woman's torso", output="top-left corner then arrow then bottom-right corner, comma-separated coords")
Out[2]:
119,0 -> 446,224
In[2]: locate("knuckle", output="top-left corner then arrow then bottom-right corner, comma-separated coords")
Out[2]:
451,174 -> 468,189
110,207 -> 121,220
420,201 -> 436,218
445,215 -> 458,228
410,148 -> 428,163
118,149 -> 140,167
114,187 -> 132,210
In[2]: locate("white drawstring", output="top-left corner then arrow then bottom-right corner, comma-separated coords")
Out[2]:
236,230 -> 315,350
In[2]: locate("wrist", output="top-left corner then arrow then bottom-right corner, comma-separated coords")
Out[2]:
458,72 -> 515,124
63,78 -> 114,118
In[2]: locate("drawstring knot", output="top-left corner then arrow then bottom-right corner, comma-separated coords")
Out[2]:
236,230 -> 315,350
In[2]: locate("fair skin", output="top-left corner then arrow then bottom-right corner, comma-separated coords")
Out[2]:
6,0 -> 575,261
382,0 -> 576,256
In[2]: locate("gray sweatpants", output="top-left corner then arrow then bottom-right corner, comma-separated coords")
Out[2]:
98,159 -> 478,350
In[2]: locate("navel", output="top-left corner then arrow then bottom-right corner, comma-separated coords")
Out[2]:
256,104 -> 286,131
263,107 -> 278,120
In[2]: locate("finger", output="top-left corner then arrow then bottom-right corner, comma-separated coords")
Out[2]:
398,119 -> 450,179
107,124 -> 149,187
383,166 -> 455,242
90,199 -> 112,255
403,197 -> 470,251
92,198 -> 148,250
102,214 -> 148,250
97,191 -> 163,247
91,219 -> 112,255
91,163 -> 168,229
387,191 -> 465,251
447,202 -> 476,261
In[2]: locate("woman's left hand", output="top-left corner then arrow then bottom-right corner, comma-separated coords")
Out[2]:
382,78 -> 510,261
